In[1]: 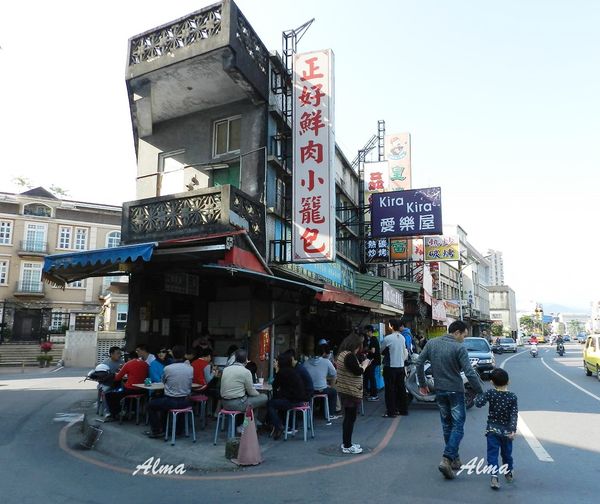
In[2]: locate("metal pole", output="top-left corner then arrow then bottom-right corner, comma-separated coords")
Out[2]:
0,299 -> 5,344
458,261 -> 464,321
269,299 -> 275,381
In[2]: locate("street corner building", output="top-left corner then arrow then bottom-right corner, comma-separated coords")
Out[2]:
40,0 -> 425,375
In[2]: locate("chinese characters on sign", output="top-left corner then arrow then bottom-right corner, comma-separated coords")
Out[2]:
366,238 -> 389,263
292,50 -> 336,262
423,235 -> 460,263
389,238 -> 411,260
385,133 -> 411,191
370,187 -> 443,238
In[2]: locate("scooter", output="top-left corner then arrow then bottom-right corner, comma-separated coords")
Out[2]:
530,344 -> 538,358
556,343 -> 565,356
405,355 -> 477,409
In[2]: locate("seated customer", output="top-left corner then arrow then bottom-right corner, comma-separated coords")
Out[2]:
149,348 -> 172,383
306,343 -> 340,420
284,348 -> 314,399
267,353 -> 309,439
97,346 -> 123,415
104,350 -> 149,420
220,349 -> 267,418
191,347 -> 215,387
145,345 -> 193,438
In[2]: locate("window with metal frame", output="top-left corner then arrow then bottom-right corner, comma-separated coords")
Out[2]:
0,260 -> 8,285
106,231 -> 121,248
0,220 -> 13,245
74,228 -> 88,250
213,116 -> 241,156
116,303 -> 128,330
58,226 -> 72,249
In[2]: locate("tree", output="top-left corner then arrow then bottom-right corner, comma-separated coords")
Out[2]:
519,315 -> 534,334
568,320 -> 582,337
49,185 -> 70,197
12,176 -> 33,189
491,323 -> 504,337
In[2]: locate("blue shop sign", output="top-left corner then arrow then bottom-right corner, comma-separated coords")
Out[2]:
371,187 -> 443,238
281,260 -> 355,291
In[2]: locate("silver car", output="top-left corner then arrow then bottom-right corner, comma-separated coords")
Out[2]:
498,337 -> 517,353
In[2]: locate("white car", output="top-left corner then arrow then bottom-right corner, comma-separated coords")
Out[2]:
497,338 -> 517,353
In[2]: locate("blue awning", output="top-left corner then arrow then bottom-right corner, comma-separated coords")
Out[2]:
43,242 -> 157,287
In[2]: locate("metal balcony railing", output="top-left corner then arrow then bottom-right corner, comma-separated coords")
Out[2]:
19,240 -> 48,254
15,281 -> 45,294
269,239 -> 291,264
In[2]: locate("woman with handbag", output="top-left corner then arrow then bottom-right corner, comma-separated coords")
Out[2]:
336,333 -> 371,454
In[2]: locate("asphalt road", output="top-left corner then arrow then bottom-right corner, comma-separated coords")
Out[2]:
0,344 -> 598,504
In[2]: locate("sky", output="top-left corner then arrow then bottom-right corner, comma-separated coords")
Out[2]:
1,0 -> 598,313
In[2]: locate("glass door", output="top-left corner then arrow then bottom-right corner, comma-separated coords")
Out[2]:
24,223 -> 47,252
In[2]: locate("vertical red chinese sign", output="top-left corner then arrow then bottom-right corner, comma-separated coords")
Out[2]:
292,50 -> 336,262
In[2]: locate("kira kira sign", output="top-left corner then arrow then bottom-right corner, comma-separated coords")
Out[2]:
292,49 -> 336,263
370,187 -> 443,238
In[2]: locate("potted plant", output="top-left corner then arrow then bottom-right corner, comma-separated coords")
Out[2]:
38,341 -> 54,367
36,355 -> 53,367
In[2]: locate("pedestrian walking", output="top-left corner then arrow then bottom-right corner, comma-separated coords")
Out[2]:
336,333 -> 370,454
475,368 -> 518,490
381,318 -> 409,417
416,320 -> 483,479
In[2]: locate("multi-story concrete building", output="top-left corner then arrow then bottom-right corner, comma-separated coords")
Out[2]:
487,249 -> 504,286
43,0 -> 420,369
0,187 -> 122,343
489,285 -> 518,337
434,225 -> 491,336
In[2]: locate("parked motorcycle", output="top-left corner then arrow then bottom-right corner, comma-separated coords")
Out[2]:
557,343 -> 565,356
405,355 -> 477,409
530,344 -> 538,358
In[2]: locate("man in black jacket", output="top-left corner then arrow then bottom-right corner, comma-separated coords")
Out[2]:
363,325 -> 381,401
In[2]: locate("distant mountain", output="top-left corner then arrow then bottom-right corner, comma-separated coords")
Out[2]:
540,302 -> 590,315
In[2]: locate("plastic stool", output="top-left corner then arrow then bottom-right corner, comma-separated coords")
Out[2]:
213,409 -> 244,444
189,394 -> 209,429
119,394 -> 145,425
284,403 -> 314,442
164,407 -> 196,446
311,393 -> 330,422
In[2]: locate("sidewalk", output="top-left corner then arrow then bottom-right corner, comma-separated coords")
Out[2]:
65,394 -> 396,476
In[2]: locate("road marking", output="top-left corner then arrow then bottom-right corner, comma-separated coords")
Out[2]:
59,415 -> 402,480
500,351 -> 554,462
540,358 -> 600,403
54,413 -> 84,423
516,414 -> 554,462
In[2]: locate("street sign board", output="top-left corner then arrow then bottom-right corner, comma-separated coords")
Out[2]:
370,187 -> 443,238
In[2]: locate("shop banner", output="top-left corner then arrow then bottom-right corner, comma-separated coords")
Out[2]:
292,49 -> 336,262
424,235 -> 459,262
385,133 -> 411,191
371,187 -> 443,238
432,298 -> 447,321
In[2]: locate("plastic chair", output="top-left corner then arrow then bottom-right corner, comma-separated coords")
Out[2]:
284,403 -> 314,442
310,393 -> 330,422
189,394 -> 209,429
119,394 -> 145,425
213,409 -> 244,445
164,407 -> 196,446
